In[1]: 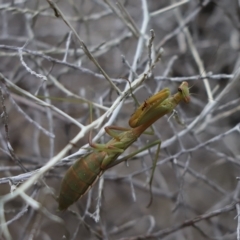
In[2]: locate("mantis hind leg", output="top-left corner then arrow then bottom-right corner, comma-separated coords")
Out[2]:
105,139 -> 161,207
87,104 -> 128,153
147,140 -> 161,207
88,126 -> 130,153
88,137 -> 124,153
105,126 -> 130,140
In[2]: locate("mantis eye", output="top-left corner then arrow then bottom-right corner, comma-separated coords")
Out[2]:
178,87 -> 182,92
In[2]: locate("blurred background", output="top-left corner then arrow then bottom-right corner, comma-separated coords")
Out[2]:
0,0 -> 240,239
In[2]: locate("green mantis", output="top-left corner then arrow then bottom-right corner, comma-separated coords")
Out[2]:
58,81 -> 190,210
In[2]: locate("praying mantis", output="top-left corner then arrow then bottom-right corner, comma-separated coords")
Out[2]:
58,81 -> 190,210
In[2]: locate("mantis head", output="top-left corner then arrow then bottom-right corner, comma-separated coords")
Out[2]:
178,81 -> 190,103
